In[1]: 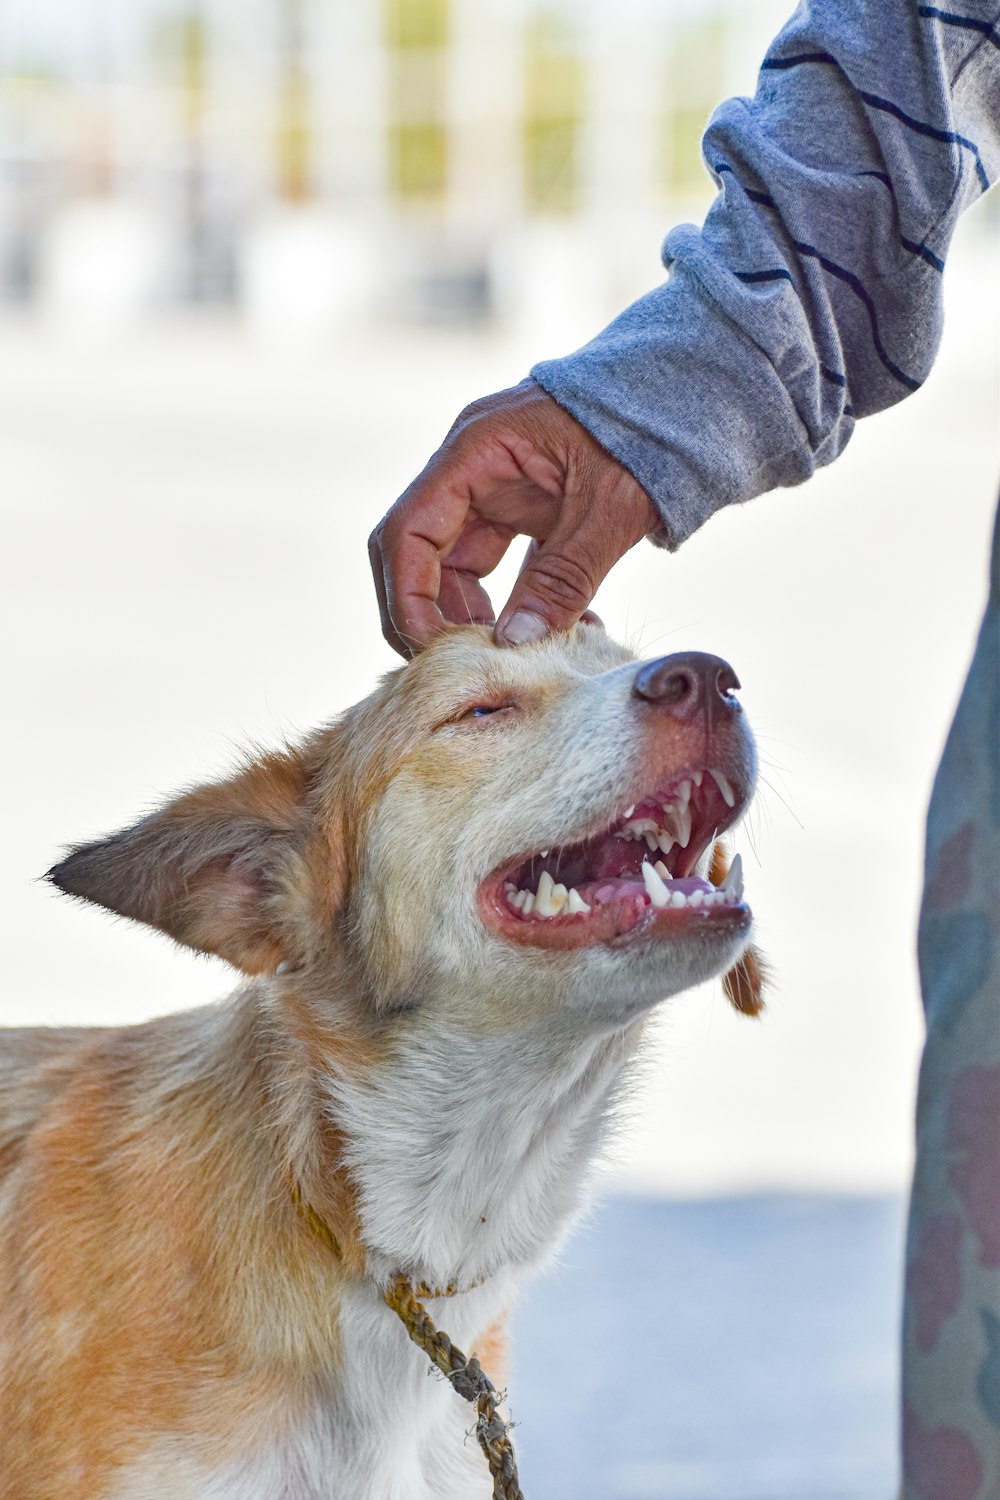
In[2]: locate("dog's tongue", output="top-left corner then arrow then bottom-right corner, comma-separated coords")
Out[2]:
587,874 -> 713,906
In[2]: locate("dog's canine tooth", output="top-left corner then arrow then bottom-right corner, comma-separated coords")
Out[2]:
653,860 -> 670,880
623,804 -> 635,819
719,851 -> 744,900
535,870 -> 557,916
566,887 -> 590,914
710,768 -> 737,808
692,769 -> 704,787
674,804 -> 692,848
640,859 -> 671,909
675,779 -> 691,811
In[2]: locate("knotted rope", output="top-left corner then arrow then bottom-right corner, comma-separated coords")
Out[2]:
290,1181 -> 524,1500
384,1272 -> 524,1500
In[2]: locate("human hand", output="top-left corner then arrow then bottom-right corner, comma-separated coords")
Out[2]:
369,381 -> 657,657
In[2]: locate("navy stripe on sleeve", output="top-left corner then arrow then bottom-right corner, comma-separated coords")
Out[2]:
918,6 -> 1000,48
733,268 -> 795,285
792,240 -> 921,390
820,365 -> 855,415
717,161 -> 945,273
853,171 -> 946,270
760,51 -> 990,190
714,163 -> 922,391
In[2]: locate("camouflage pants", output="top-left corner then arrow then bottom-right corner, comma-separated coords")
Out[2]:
903,501 -> 1000,1499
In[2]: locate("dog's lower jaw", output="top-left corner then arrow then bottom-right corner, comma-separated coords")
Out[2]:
565,912 -> 754,1024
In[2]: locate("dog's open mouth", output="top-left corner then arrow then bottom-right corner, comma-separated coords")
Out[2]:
479,767 -> 751,949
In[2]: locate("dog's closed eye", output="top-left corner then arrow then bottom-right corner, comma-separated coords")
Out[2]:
466,703 -> 513,719
434,701 -> 518,730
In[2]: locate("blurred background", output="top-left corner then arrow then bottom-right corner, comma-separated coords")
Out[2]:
1,0 -> 997,1495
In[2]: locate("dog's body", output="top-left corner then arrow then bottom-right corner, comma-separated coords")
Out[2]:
1,626 -> 758,1499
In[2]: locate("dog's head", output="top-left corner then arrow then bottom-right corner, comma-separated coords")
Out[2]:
50,625 -> 762,1030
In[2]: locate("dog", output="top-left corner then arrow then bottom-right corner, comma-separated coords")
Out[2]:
0,623 -> 761,1499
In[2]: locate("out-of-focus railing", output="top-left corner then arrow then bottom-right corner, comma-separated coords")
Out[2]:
0,0 -> 793,342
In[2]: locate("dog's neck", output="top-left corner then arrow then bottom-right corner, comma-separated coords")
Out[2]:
320,1002 -> 643,1292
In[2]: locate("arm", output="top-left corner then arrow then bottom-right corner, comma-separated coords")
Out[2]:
371,0 -> 1000,652
530,0 -> 1000,550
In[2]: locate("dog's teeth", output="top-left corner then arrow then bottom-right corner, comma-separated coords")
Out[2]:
641,859 -> 671,909
536,870 -> 566,912
693,769 -> 704,788
510,889 -> 526,910
522,891 -> 534,914
710,768 -> 737,808
689,888 -> 705,907
719,851 -> 744,900
653,860 -> 670,879
566,886 -> 590,914
674,804 -> 692,848
676,779 -> 691,811
540,849 -> 550,859
669,890 -> 687,908
657,831 -> 675,856
535,870 -> 557,916
623,805 -> 635,819
644,830 -> 658,851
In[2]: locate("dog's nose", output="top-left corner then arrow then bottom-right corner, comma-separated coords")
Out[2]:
632,652 -> 741,720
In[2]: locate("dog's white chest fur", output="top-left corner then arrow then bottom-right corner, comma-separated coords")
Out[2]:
329,1012 -> 636,1290
105,1282 -> 502,1500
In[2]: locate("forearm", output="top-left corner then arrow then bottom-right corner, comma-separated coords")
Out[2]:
531,0 -> 1000,548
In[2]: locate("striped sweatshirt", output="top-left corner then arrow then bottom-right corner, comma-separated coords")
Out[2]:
530,0 -> 1000,548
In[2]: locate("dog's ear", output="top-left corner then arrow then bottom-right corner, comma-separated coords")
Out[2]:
722,942 -> 767,1017
709,841 -> 767,1018
48,749 -> 318,974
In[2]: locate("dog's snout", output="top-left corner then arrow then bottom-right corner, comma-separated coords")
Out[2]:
632,652 -> 741,720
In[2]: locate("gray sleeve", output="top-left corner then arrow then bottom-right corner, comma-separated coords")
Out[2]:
529,0 -> 1000,549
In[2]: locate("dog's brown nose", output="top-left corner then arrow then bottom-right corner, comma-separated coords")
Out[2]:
632,651 -> 741,720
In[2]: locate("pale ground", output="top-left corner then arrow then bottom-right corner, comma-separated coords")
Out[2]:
514,1194 -> 905,1499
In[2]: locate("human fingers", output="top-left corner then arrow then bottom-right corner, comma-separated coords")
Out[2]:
494,476 -> 656,645
369,461 -> 479,655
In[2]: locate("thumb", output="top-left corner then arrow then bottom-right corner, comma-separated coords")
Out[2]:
494,526 -> 614,646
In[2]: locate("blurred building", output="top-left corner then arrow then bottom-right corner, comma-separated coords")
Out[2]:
0,0 -> 812,338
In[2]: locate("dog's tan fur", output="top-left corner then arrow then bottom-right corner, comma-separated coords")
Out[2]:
0,625 -> 758,1499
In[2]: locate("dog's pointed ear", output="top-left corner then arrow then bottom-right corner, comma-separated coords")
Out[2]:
48,748 -> 319,974
709,841 -> 767,1018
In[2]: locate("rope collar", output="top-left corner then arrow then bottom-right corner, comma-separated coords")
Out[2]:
290,1179 -> 524,1500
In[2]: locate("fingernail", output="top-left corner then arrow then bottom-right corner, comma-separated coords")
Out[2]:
498,609 -> 548,646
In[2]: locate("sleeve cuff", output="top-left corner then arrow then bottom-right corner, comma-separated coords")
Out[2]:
530,264 -> 822,550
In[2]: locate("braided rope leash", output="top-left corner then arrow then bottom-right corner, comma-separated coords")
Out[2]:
290,1181 -> 524,1500
383,1273 -> 524,1500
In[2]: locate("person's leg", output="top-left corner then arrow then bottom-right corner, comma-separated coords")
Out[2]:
902,500 -> 1000,1500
